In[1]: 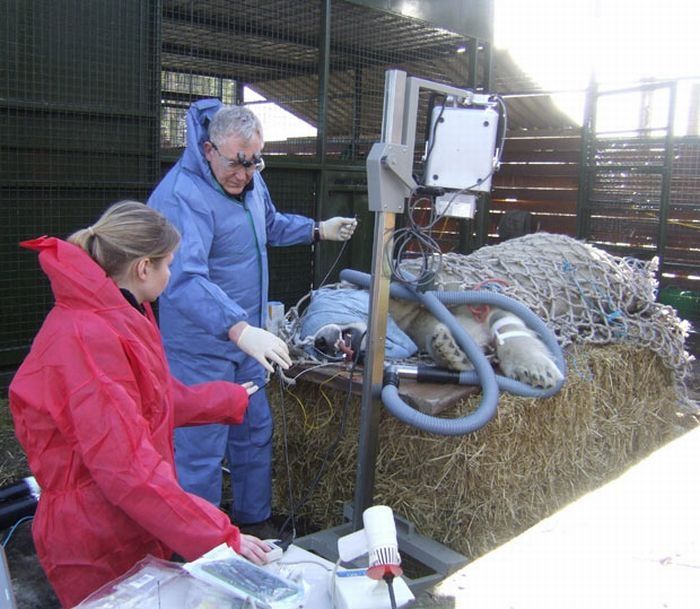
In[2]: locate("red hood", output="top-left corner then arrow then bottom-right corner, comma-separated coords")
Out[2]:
21,236 -> 129,312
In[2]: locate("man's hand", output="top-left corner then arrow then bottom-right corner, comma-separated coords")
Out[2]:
319,217 -> 357,241
229,322 -> 292,373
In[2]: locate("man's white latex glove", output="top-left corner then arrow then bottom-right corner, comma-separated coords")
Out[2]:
229,322 -> 292,373
319,217 -> 357,241
241,381 -> 259,396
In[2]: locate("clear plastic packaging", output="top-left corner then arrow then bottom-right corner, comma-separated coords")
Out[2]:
75,555 -> 254,609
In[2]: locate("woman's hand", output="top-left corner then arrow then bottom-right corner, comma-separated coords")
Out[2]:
238,534 -> 271,565
241,381 -> 259,396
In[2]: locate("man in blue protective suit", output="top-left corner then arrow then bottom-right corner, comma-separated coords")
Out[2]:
148,99 -> 357,537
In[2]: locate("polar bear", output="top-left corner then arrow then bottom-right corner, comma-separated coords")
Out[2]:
310,295 -> 563,390
304,232 -> 665,391
387,298 -> 563,389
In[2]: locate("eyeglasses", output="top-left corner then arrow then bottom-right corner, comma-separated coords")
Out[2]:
209,142 -> 265,173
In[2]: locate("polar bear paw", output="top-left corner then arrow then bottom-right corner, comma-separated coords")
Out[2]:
497,335 -> 563,389
428,323 -> 473,371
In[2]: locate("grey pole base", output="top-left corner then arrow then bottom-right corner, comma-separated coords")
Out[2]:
294,503 -> 468,594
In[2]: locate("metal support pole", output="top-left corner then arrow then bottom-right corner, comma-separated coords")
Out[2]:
482,40 -> 493,91
657,81 -> 677,281
478,41 -> 494,249
351,66 -> 363,161
467,38 -> 478,89
314,0 -> 332,287
576,78 -> 597,239
352,69 -> 407,530
298,70 -> 473,588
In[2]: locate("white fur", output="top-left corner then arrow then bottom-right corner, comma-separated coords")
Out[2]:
389,298 -> 563,389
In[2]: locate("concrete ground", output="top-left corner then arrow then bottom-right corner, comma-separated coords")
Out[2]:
413,425 -> 700,609
410,355 -> 700,609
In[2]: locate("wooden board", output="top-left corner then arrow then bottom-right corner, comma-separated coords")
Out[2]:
290,364 -> 479,415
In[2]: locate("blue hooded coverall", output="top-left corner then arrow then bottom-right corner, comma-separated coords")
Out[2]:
148,98 -> 314,524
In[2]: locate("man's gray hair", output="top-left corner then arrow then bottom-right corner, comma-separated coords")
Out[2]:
208,105 -> 264,145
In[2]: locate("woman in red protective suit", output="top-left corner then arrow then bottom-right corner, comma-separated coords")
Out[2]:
9,201 -> 271,608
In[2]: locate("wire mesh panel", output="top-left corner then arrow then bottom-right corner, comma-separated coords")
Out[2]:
159,0 -> 478,160
265,168 -> 317,305
328,0 -> 473,162
0,0 -> 161,372
667,138 -> 700,279
588,164 -> 664,250
579,80 -> 700,289
160,0 -> 321,155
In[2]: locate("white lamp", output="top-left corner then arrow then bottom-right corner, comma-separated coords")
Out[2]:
338,505 -> 402,579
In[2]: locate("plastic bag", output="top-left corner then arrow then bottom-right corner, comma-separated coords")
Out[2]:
75,555 -> 252,609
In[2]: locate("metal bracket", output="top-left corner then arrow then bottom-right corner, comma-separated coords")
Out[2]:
366,142 -> 416,213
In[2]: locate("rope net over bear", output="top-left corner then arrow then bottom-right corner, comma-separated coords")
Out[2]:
282,233 -> 692,389
402,233 -> 692,386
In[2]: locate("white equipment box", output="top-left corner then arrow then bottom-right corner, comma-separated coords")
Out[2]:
333,568 -> 414,609
423,105 -> 499,192
435,192 -> 477,219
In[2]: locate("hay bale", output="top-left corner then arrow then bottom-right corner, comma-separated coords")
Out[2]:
271,344 -> 685,561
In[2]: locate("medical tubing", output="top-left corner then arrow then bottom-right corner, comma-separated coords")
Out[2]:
399,364 -> 564,398
436,291 -> 567,396
339,269 -> 567,435
415,365 -> 462,384
340,269 -> 567,395
399,365 -> 562,397
341,269 -> 500,435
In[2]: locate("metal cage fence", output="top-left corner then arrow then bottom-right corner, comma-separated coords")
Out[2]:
580,79 -> 700,286
158,0 -> 476,159
2,0 -> 492,384
1,0 -> 161,375
159,0 -> 322,155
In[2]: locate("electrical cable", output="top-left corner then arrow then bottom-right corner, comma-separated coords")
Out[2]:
277,339 -> 363,542
388,93 -> 509,290
318,224 -> 355,289
275,370 -> 297,542
387,194 -> 443,289
384,574 -> 398,609
278,559 -> 332,572
1,515 -> 33,548
421,95 -> 447,184
260,362 -> 346,391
